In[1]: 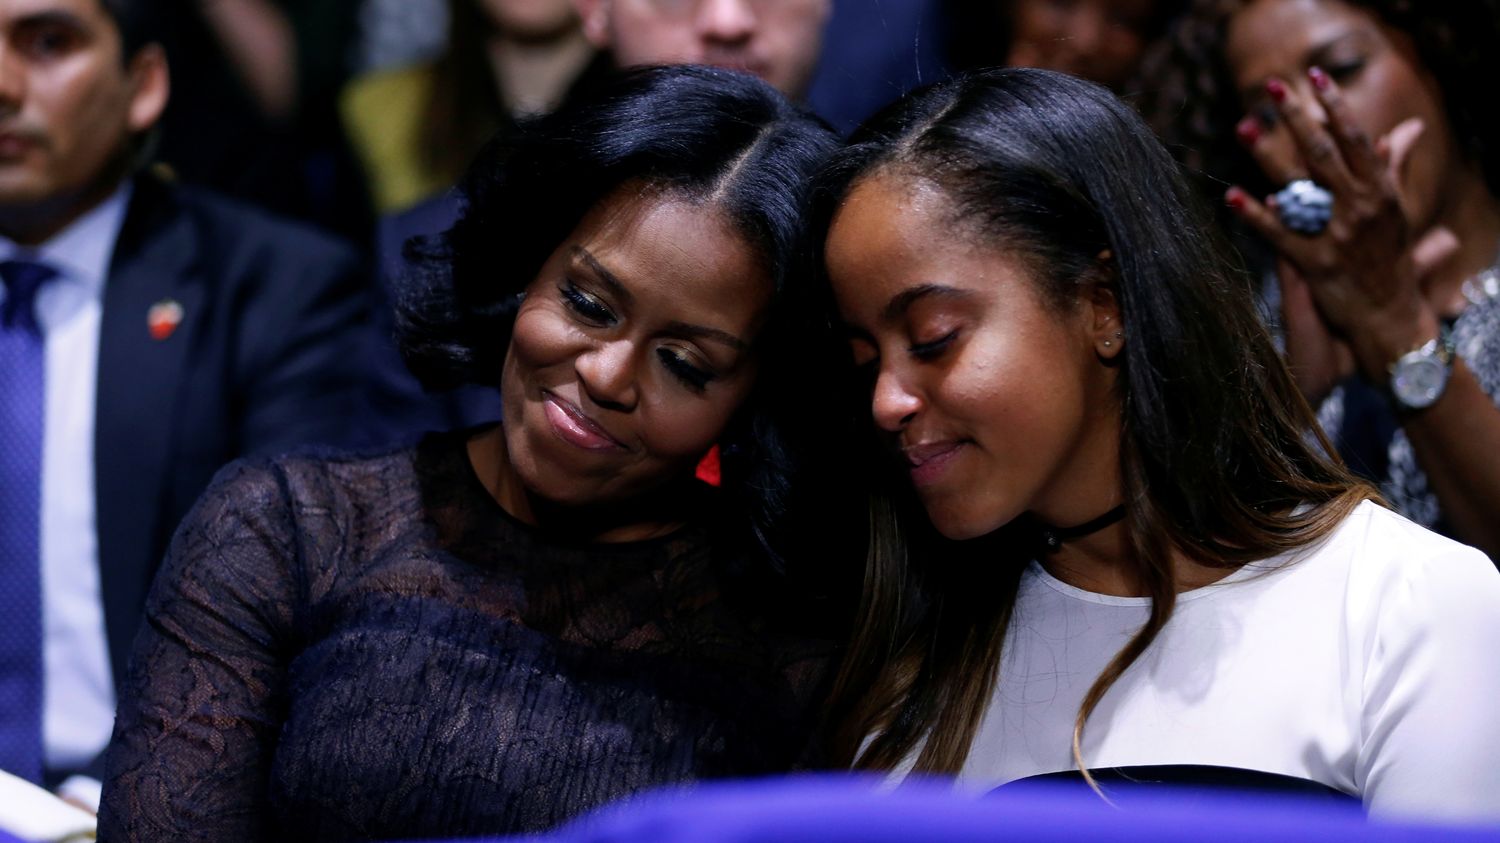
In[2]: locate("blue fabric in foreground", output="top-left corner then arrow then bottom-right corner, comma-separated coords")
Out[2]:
459,776 -> 1499,843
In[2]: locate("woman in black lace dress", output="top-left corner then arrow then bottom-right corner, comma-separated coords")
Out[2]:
99,66 -> 844,841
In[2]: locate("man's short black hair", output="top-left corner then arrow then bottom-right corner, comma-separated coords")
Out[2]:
97,0 -> 164,58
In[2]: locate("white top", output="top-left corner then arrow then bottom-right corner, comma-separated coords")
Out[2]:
894,502 -> 1500,823
0,185 -> 131,778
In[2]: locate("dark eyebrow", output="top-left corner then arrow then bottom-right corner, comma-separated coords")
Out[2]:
664,321 -> 750,353
881,283 -> 973,323
570,246 -> 633,305
15,10 -> 89,32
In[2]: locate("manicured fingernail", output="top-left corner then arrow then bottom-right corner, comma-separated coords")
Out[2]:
1225,187 -> 1247,210
1308,66 -> 1330,91
1236,117 -> 1261,146
1266,78 -> 1287,102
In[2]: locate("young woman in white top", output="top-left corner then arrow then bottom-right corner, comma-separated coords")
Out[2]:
816,68 -> 1500,822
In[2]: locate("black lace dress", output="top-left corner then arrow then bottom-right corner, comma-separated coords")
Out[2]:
98,431 -> 831,841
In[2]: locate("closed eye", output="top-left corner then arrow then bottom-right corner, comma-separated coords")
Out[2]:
559,281 -> 614,325
1324,59 -> 1365,83
657,347 -> 715,392
909,330 -> 958,361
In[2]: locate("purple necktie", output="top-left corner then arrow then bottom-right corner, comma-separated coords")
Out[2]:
0,259 -> 55,783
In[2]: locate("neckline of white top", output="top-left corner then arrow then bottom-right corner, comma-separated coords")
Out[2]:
1024,551 -> 1298,607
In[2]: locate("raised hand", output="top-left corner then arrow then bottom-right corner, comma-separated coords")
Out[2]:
1225,67 -> 1456,383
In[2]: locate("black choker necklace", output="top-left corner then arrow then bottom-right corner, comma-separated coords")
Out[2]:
1036,505 -> 1127,552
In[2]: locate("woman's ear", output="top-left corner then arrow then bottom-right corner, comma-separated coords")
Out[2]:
1085,251 -> 1124,360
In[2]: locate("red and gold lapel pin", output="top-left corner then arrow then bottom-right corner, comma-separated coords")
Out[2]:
147,298 -> 183,341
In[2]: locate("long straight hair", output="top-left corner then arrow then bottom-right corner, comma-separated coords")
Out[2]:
819,69 -> 1376,775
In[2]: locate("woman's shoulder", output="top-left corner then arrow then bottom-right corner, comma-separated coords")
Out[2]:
1320,500 -> 1491,572
205,439 -> 428,514
164,439 -> 453,599
178,438 -> 457,570
1311,501 -> 1500,643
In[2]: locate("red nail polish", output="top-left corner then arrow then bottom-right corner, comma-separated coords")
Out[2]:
1236,117 -> 1261,146
1266,78 -> 1287,102
1309,66 -> 1330,91
1225,188 -> 1246,210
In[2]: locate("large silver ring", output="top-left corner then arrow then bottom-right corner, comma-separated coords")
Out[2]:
1274,179 -> 1334,236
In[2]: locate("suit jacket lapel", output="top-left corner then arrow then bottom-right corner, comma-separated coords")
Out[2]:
94,174 -> 206,687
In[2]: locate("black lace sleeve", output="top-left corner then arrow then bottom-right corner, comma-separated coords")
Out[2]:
99,459 -> 304,840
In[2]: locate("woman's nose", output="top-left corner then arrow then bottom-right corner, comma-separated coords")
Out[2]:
871,366 -> 922,433
575,339 -> 640,412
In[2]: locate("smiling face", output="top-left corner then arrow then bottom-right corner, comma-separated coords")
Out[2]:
575,0 -> 829,98
1225,0 -> 1458,232
498,184 -> 769,514
825,172 -> 1123,540
0,0 -> 167,240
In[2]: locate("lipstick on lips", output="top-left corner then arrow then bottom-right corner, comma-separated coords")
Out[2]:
542,392 -> 625,452
904,440 -> 965,487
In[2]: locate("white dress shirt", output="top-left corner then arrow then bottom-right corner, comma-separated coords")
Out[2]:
0,185 -> 132,777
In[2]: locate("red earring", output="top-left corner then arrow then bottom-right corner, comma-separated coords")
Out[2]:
695,444 -> 722,487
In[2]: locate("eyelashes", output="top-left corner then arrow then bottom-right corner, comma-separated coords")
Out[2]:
560,281 -> 613,324
557,281 -> 718,393
656,348 -> 714,392
1325,58 -> 1365,81
909,330 -> 958,361
845,328 -> 958,388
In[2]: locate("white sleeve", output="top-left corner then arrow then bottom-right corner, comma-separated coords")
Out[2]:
1357,539 -> 1500,822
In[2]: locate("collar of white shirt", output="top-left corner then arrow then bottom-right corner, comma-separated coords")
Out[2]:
0,183 -> 134,314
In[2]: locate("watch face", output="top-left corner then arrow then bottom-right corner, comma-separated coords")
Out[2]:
1392,355 -> 1448,409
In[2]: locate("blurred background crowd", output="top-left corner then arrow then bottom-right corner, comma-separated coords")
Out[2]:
73,0 -> 1201,240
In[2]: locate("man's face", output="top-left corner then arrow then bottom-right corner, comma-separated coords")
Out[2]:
576,0 -> 829,99
480,0 -> 579,41
0,0 -> 166,215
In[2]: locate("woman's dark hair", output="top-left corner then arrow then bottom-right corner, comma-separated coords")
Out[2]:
398,64 -> 842,562
817,68 -> 1374,776
1140,0 -> 1500,200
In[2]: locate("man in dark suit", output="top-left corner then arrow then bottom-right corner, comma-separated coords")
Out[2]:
0,0 -> 372,804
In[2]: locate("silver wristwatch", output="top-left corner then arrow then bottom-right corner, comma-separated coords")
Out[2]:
1388,325 -> 1456,411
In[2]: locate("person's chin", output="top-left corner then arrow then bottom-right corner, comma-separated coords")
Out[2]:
927,508 -> 1000,542
921,487 -> 1016,542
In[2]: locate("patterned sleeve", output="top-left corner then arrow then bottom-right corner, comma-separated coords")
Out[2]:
1384,291 -> 1500,524
98,460 -> 304,841
1454,291 -> 1500,402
